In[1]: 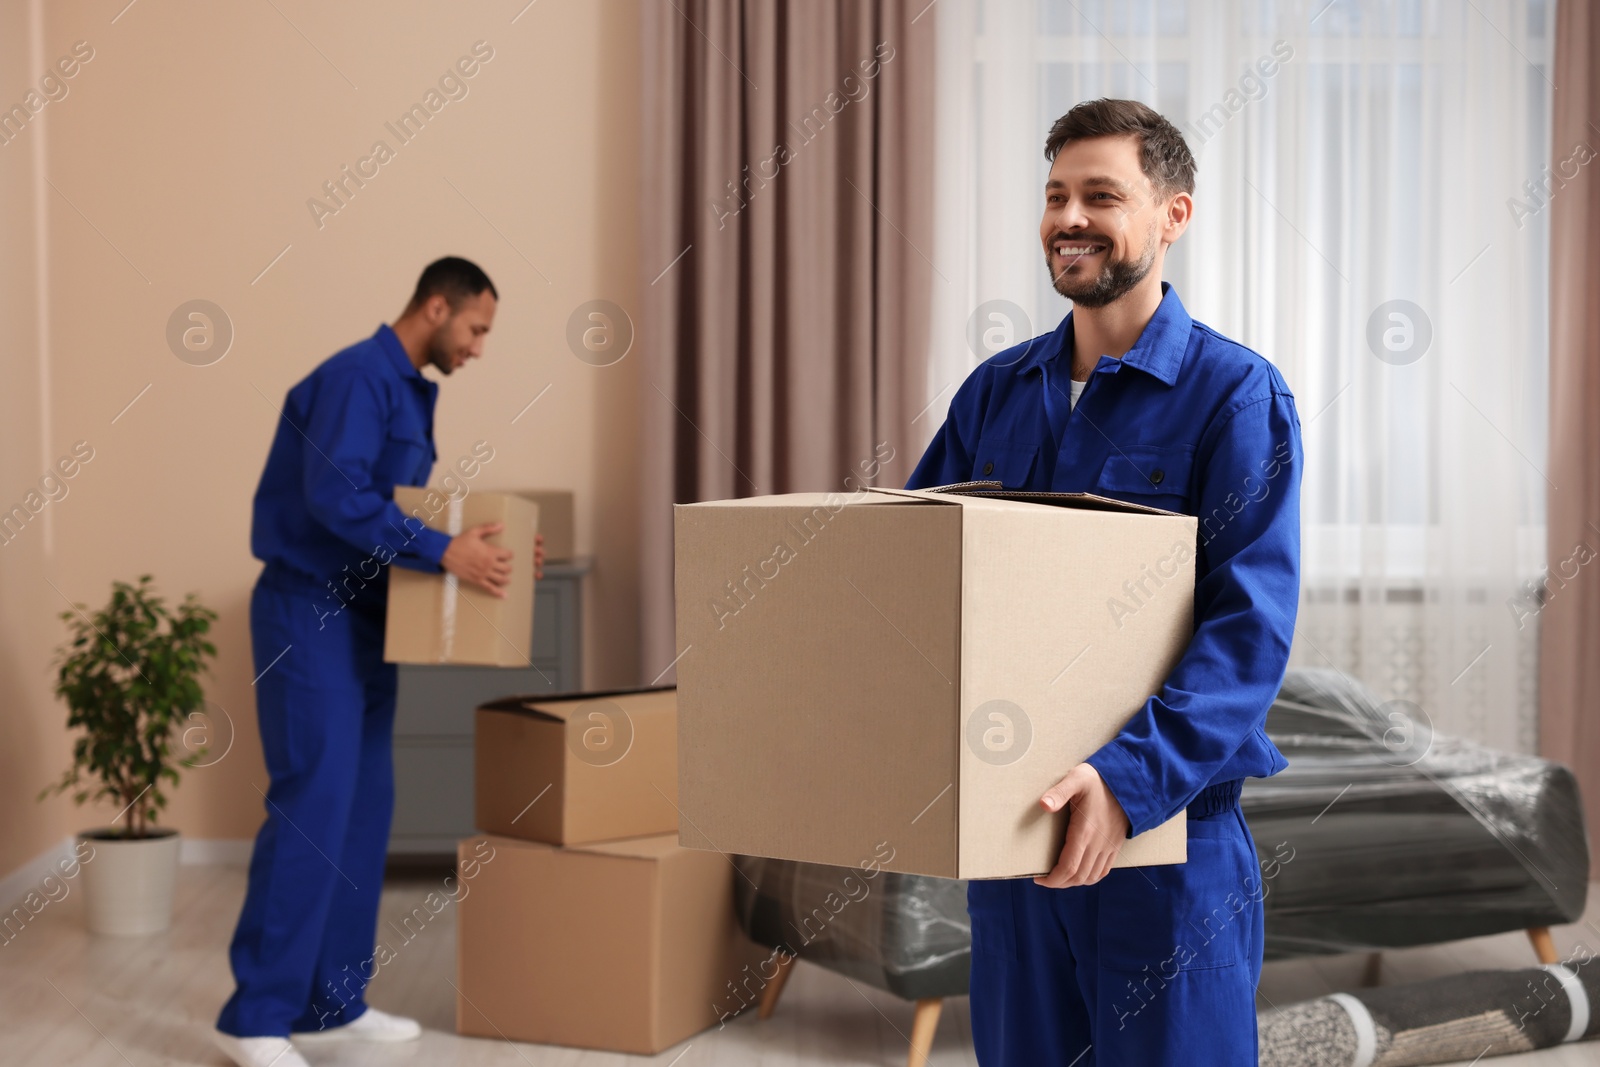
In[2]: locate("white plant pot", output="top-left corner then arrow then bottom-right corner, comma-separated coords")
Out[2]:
77,828 -> 180,936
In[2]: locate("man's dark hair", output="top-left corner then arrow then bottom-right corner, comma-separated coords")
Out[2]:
1044,98 -> 1196,201
407,256 -> 498,311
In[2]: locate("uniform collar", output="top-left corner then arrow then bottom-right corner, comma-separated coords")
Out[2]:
375,323 -> 427,382
1018,281 -> 1192,387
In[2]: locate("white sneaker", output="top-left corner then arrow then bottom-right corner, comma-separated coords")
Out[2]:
212,1031 -> 311,1067
291,1006 -> 423,1044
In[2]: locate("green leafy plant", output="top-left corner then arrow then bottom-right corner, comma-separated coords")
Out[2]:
39,575 -> 218,839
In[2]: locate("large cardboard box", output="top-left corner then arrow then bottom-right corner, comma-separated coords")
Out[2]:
516,489 -> 575,561
455,833 -> 766,1054
674,485 -> 1198,879
476,687 -> 678,845
384,487 -> 538,666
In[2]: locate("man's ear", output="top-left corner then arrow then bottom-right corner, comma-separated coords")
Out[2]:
427,293 -> 452,325
1162,191 -> 1194,246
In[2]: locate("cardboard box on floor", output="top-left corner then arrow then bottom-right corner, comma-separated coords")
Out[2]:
673,484 -> 1197,879
515,489 -> 575,561
384,487 -> 538,667
455,833 -> 767,1054
476,687 -> 678,845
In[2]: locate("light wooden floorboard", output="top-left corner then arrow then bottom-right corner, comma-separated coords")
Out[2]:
1,867 -> 1597,1065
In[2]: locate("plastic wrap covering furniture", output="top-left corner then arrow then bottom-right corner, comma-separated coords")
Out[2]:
1259,957 -> 1600,1066
1252,668 -> 1589,960
731,855 -> 971,1001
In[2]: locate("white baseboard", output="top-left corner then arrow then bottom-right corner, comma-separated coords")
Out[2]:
0,836 -> 75,911
179,839 -> 253,866
5,835 -> 468,905
1,836 -> 254,908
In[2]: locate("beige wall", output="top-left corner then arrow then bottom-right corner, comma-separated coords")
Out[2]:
0,0 -> 643,878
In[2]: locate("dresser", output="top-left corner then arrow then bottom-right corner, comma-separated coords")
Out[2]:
387,558 -> 591,855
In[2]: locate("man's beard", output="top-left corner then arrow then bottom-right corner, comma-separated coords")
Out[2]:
425,328 -> 456,375
1046,228 -> 1158,308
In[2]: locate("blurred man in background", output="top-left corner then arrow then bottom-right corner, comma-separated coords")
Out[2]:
214,257 -> 542,1067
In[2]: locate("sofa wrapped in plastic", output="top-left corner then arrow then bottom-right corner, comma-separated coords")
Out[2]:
1252,669 -> 1589,959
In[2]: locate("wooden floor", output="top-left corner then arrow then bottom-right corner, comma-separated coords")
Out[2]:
4,864 -> 1600,1066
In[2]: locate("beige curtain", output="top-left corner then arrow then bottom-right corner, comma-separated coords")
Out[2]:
637,0 -> 934,682
1538,0 -> 1600,876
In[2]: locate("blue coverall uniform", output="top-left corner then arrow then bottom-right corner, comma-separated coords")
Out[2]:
906,282 -> 1301,1066
217,324 -> 453,1038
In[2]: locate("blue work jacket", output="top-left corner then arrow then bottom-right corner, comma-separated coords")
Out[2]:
251,324 -> 452,603
906,282 -> 1299,837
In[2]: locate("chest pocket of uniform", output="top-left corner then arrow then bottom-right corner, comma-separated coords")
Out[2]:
1095,445 -> 1195,512
972,442 -> 1039,490
380,427 -> 435,486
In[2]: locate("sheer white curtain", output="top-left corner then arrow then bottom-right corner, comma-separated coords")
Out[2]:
926,0 -> 1553,751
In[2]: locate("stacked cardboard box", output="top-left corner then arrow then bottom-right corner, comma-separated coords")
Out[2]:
457,688 -> 764,1054
474,688 -> 678,841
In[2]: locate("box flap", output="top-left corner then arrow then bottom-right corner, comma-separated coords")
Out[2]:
869,481 -> 1183,518
677,491 -> 936,509
466,832 -> 555,855
479,686 -> 677,724
569,833 -> 682,860
960,489 -> 1182,517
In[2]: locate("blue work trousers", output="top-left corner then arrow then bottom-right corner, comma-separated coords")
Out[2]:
968,781 -> 1264,1066
216,566 -> 396,1037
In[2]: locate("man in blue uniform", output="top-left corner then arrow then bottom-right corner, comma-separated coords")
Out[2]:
907,100 -> 1300,1064
214,257 -> 541,1067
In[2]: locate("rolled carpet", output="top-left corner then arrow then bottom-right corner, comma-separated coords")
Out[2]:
1260,957 -> 1600,1066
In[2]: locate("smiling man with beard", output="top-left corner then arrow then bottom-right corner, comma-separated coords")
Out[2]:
214,257 -> 543,1067
907,100 -> 1302,1065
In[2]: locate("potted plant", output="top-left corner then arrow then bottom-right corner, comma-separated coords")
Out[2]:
39,575 -> 218,936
